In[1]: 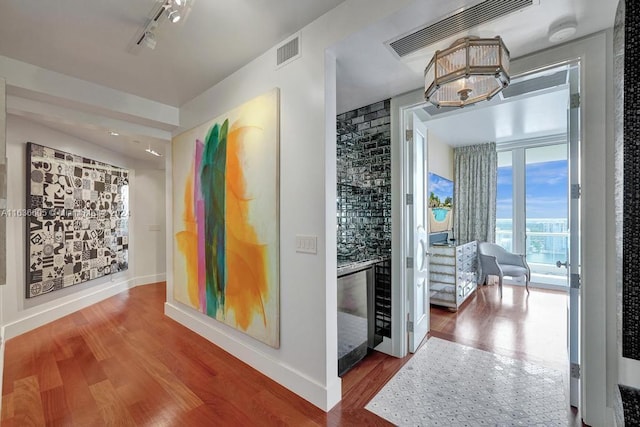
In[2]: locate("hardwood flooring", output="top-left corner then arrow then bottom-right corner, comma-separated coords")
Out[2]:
1,282 -> 576,426
430,282 -> 569,371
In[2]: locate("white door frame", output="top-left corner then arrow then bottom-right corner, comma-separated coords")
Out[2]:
389,92 -> 431,358
389,31 -> 612,426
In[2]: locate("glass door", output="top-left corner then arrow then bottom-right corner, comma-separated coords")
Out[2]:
525,144 -> 569,286
497,142 -> 569,287
496,151 -> 514,252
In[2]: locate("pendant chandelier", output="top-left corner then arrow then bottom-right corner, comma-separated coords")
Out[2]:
424,36 -> 511,108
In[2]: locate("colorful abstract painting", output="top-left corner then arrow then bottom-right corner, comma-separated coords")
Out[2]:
172,89 -> 280,348
26,143 -> 129,298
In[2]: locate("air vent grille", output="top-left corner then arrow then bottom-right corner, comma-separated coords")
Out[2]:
423,104 -> 475,117
277,36 -> 300,67
389,0 -> 533,57
501,70 -> 568,99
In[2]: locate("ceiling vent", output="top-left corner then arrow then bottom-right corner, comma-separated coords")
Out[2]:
388,0 -> 534,58
423,104 -> 476,117
501,69 -> 568,99
276,34 -> 301,68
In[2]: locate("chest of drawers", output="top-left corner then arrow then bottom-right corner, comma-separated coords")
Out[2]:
429,240 -> 477,310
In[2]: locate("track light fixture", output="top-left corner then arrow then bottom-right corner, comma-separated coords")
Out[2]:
143,30 -> 157,49
167,9 -> 181,23
131,0 -> 191,52
164,0 -> 186,24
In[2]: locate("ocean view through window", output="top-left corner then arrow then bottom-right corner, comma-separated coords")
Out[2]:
497,144 -> 569,286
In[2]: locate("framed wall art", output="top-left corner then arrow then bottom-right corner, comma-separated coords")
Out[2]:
428,172 -> 453,233
172,89 -> 280,348
26,143 -> 129,298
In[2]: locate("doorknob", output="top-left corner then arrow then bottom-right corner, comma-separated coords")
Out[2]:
556,260 -> 568,268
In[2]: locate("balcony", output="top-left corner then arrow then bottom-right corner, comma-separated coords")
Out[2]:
496,224 -> 569,287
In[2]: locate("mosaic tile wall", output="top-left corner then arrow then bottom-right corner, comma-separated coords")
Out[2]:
336,100 -> 391,262
617,1 -> 640,423
622,0 -> 640,361
620,384 -> 640,425
615,0 -> 625,355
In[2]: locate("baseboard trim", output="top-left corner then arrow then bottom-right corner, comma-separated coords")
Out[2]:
135,273 -> 166,286
2,274 -> 165,341
0,336 -> 4,412
165,301 -> 341,411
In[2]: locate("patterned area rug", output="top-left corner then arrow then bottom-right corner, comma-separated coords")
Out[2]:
366,338 -> 567,426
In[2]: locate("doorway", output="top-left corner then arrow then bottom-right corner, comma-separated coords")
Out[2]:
399,60 -> 582,409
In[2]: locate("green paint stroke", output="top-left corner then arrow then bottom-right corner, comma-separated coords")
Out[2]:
200,120 -> 229,317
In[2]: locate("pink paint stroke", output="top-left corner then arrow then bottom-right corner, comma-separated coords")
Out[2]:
195,139 -> 206,313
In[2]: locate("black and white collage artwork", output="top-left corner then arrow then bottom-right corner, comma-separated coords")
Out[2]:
26,143 -> 129,298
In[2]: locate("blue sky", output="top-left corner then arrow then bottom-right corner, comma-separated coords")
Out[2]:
428,172 -> 453,202
497,160 -> 568,219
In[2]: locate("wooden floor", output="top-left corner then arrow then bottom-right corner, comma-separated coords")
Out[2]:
1,282 -> 577,426
431,282 -> 569,371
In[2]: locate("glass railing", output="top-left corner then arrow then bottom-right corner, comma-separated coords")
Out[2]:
495,227 -> 569,286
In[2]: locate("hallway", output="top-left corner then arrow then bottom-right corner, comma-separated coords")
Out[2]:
1,282 -> 577,425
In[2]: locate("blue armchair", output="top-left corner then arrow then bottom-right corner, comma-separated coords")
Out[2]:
478,242 -> 530,297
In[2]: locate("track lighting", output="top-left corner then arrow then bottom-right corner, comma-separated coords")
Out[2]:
143,30 -> 157,49
131,0 -> 190,52
167,9 -> 181,23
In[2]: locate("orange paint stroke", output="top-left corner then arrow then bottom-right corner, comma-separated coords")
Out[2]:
176,163 -> 200,308
224,126 -> 269,330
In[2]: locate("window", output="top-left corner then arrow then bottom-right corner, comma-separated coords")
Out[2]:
497,143 -> 569,287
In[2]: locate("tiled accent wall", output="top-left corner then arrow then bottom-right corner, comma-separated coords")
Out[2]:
622,0 -> 640,361
615,0 -> 625,355
618,2 -> 640,423
336,100 -> 391,261
620,384 -> 640,425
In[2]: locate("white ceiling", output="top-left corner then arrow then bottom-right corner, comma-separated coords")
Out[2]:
9,112 -> 167,170
333,0 -> 617,114
0,0 -> 346,107
0,0 -> 616,167
420,87 -> 570,147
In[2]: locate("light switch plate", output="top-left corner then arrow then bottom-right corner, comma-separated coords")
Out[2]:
296,235 -> 317,254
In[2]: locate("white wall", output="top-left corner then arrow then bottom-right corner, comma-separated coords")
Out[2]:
133,168 -> 166,283
428,132 -> 454,180
0,115 -> 166,340
0,77 -> 5,414
166,0 -> 413,412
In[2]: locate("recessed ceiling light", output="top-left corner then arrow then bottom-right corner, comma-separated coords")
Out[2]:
145,147 -> 163,157
548,20 -> 577,43
109,131 -> 119,136
174,0 -> 183,6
